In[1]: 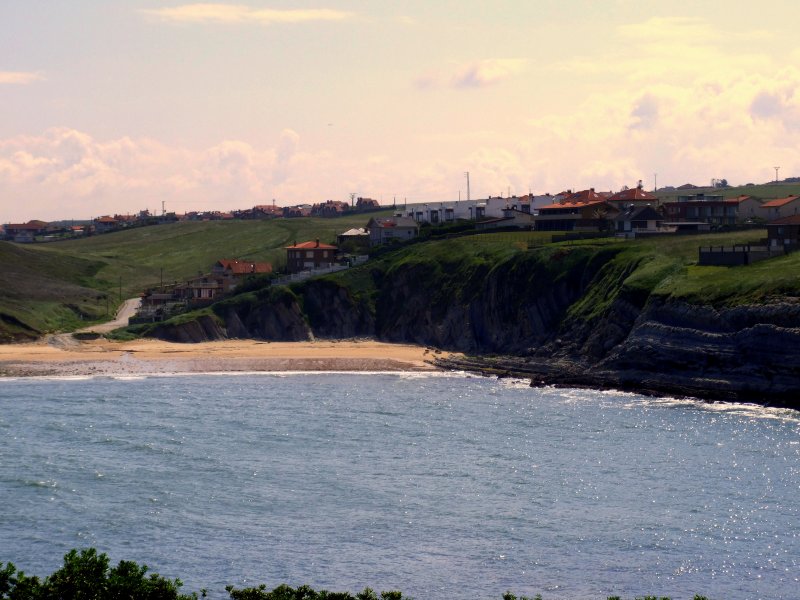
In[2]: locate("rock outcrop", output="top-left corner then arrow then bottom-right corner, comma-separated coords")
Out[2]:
146,247 -> 800,408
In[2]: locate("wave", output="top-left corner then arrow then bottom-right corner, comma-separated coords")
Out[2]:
619,395 -> 800,424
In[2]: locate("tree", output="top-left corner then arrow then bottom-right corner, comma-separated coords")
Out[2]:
0,549 -> 195,600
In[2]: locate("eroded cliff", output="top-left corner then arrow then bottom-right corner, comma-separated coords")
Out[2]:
145,241 -> 800,407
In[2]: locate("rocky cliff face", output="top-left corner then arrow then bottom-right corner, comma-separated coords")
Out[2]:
146,248 -> 800,407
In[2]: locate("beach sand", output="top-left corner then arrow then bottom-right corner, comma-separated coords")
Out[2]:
0,336 -> 454,377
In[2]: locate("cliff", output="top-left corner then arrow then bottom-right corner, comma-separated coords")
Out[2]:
145,240 -> 800,409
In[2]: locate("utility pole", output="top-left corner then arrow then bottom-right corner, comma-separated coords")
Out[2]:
774,166 -> 780,183
654,173 -> 657,192
162,200 -> 166,216
350,192 -> 356,207
464,171 -> 470,201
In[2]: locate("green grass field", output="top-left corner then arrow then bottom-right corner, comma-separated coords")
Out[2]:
0,212 -> 392,338
2,201 -> 798,341
657,182 -> 800,202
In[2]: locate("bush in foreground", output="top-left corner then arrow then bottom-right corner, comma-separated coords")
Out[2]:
1,548 -> 711,600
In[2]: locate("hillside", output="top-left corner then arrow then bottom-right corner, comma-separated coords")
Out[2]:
141,228 -> 800,406
0,212 -> 391,340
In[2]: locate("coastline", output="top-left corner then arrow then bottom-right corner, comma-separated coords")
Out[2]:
433,354 -> 800,411
0,337 -> 451,378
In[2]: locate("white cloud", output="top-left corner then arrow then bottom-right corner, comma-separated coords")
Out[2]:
0,71 -> 44,85
141,4 -> 353,25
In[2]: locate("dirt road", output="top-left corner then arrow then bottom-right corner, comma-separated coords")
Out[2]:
77,297 -> 141,334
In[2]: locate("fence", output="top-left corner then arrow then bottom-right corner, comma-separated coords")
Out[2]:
698,244 -> 785,266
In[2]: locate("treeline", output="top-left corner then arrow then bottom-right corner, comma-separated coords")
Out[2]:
1,548 -> 711,600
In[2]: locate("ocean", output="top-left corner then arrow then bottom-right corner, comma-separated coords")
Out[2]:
0,372 -> 798,599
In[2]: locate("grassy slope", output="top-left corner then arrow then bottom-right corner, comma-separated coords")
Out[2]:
0,242 -> 110,340
324,228 -> 797,333
0,212 -> 391,337
657,182 -> 800,201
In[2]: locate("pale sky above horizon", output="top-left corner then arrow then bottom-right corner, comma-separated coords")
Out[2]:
2,0 -> 800,221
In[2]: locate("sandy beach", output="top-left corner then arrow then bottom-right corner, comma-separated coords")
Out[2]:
0,336 -> 453,377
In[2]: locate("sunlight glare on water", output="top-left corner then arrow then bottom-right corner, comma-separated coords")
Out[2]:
0,373 -> 798,600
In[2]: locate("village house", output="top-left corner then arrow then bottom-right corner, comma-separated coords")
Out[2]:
284,205 -> 312,218
766,214 -> 800,250
759,195 -> 800,221
355,197 -> 381,211
2,220 -> 51,242
137,257 -> 273,320
404,194 -> 555,225
533,189 -> 619,231
662,193 -> 738,226
614,205 -> 666,235
93,216 -> 120,233
730,195 -> 763,222
366,216 -> 420,246
607,184 -> 659,211
285,239 -> 338,273
312,200 -> 350,217
212,258 -> 273,278
337,227 -> 370,252
475,208 -> 536,230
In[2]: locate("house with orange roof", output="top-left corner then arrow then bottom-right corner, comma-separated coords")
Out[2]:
759,195 -> 800,221
93,215 -> 119,233
534,198 -> 619,231
607,185 -> 659,210
212,259 -> 273,278
3,220 -> 51,242
285,239 -> 338,273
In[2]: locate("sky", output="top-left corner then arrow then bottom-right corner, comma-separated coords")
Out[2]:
2,0 -> 800,222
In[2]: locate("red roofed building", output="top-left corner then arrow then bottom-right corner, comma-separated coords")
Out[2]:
607,185 -> 659,210
759,195 -> 800,221
559,188 -> 608,205
93,215 -> 119,233
312,200 -> 350,217
285,239 -> 338,273
212,259 -> 273,277
3,220 -> 51,242
252,204 -> 284,218
766,214 -> 800,250
355,197 -> 381,210
534,199 -> 619,231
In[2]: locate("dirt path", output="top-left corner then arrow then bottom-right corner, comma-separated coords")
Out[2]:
77,297 -> 141,334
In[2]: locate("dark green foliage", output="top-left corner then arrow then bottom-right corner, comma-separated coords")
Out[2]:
503,593 -> 542,600
1,549 -> 714,600
0,548 -> 193,600
224,584 -> 407,600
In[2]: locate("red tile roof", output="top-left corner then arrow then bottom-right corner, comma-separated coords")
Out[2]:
217,259 -> 272,274
538,199 -> 611,211
761,195 -> 800,208
608,188 -> 658,202
285,240 -> 338,250
767,214 -> 800,225
560,189 -> 608,204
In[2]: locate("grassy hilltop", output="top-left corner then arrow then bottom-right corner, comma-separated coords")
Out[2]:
4,177 -> 800,344
0,212 -> 392,341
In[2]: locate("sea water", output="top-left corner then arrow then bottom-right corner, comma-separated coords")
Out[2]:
0,372 -> 798,599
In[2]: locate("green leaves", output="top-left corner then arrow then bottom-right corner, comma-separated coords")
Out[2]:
0,549 -> 193,600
